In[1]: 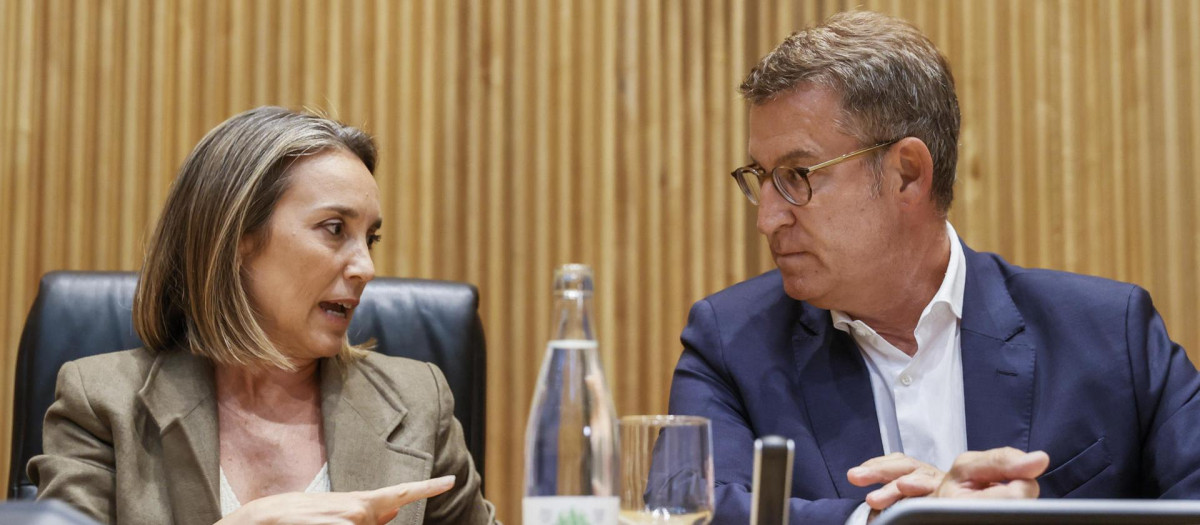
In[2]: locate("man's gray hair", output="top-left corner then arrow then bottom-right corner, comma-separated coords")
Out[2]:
740,11 -> 960,214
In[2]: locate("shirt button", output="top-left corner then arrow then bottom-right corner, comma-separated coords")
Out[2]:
899,374 -> 913,386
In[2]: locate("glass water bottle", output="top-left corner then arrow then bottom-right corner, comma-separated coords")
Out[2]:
523,264 -> 620,525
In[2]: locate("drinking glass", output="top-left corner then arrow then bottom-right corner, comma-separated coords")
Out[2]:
619,415 -> 714,524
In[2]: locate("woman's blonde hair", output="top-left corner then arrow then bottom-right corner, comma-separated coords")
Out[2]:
133,106 -> 377,370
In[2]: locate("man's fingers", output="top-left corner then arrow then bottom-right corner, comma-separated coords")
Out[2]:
858,452 -> 908,467
864,469 -> 940,511
974,479 -> 1041,500
894,470 -> 940,497
949,448 -> 1049,485
365,475 -> 456,514
1002,451 -> 1049,480
864,480 -> 905,510
848,455 -> 929,486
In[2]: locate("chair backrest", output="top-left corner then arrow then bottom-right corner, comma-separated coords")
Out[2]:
0,500 -> 104,524
8,271 -> 487,500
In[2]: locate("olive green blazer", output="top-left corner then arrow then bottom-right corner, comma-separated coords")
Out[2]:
28,347 -> 497,524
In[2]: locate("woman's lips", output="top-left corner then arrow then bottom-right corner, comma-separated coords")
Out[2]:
317,299 -> 358,327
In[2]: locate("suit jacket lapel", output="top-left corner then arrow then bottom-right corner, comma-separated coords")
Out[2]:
138,350 -> 221,525
960,245 -> 1036,452
794,305 -> 882,500
321,358 -> 433,496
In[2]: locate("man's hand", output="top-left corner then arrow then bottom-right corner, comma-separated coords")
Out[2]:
847,448 -> 1050,514
848,452 -> 945,511
933,447 -> 1049,499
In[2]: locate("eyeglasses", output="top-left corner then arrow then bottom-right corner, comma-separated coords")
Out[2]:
731,139 -> 900,206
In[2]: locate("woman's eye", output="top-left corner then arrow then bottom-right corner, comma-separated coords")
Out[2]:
323,222 -> 344,236
367,234 -> 382,250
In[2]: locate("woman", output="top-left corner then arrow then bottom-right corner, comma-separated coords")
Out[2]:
28,107 -> 498,524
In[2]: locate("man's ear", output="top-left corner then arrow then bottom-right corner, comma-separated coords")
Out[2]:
891,137 -> 935,206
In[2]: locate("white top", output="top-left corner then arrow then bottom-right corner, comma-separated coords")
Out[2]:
836,222 -> 968,525
219,462 -> 331,517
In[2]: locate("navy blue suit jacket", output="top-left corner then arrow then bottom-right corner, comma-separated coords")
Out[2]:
668,244 -> 1200,524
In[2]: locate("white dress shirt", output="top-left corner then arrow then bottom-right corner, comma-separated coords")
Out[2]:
836,222 -> 968,524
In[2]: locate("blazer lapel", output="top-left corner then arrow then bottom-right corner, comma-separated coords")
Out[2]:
794,305 -> 882,500
137,350 -> 221,525
960,245 -> 1036,452
321,359 -> 433,495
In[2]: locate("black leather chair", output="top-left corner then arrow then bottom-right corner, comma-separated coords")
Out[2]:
8,271 -> 487,500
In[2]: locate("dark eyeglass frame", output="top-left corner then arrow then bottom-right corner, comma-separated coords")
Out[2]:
731,139 -> 901,206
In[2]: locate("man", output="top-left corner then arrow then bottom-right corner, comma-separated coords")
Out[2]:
668,10 -> 1200,524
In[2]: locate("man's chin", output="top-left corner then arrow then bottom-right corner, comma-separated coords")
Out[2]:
780,280 -> 813,302
780,276 -> 831,307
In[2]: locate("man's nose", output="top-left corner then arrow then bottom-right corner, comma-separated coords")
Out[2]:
756,179 -> 796,235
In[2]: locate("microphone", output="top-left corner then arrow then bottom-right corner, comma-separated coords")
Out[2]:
751,435 -> 794,525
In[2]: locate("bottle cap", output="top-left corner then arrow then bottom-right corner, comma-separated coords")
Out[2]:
553,263 -> 594,298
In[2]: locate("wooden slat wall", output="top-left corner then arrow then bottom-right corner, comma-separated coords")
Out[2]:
2,1 -> 1198,521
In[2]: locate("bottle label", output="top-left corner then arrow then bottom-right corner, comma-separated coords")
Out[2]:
523,496 -> 619,525
546,339 -> 599,350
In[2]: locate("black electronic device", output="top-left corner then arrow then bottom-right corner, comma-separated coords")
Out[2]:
751,435 -> 794,525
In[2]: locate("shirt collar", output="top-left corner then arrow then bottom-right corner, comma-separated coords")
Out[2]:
931,221 -> 966,321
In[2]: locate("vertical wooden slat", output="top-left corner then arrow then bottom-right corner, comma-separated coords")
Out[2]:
393,0 -> 415,277
1159,0 -> 1184,338
119,0 -> 146,268
436,0 -> 461,279
615,0 -> 640,416
1079,0 -> 1105,278
1058,0 -> 1078,271
507,0 -> 532,514
228,0 -> 249,112
578,0 -> 599,273
993,0 -> 1017,258
530,0 -> 551,364
705,0 -> 728,296
955,1 -> 978,237
368,0 -> 392,274
277,1 -> 298,107
597,0 -> 619,402
421,1 -> 439,277
147,0 -> 173,241
1191,0 -> 1200,351
93,0 -> 116,270
175,0 -> 198,157
251,0 -> 272,105
685,1 -> 706,327
729,0 -> 750,280
1030,1 -> 1051,269
552,0 -> 572,266
41,0 -> 69,276
981,0 -> 1000,252
0,0 -> 36,480
464,0 -> 484,289
483,0 -> 510,509
1106,0 -> 1128,280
